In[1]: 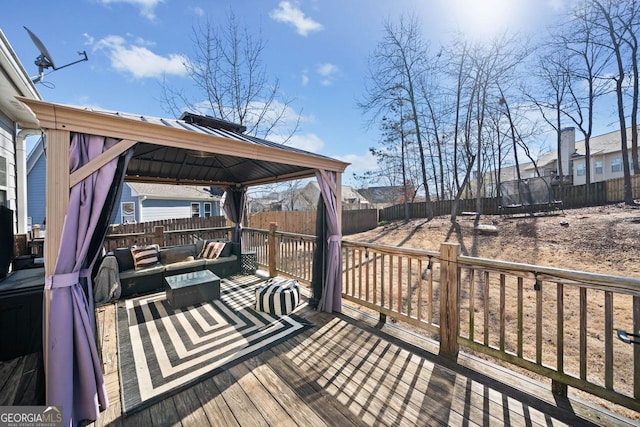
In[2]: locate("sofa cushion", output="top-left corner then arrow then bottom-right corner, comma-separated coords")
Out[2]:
119,262 -> 165,279
199,241 -> 226,259
131,245 -> 160,269
160,244 -> 197,265
203,254 -> 237,265
113,248 -> 135,272
164,258 -> 206,272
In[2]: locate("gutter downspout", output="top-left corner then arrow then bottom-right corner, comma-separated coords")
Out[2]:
15,128 -> 42,234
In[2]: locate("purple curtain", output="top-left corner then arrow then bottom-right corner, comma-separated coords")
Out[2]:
223,186 -> 247,244
44,133 -> 132,426
315,171 -> 342,312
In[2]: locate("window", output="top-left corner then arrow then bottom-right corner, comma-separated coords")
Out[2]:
595,160 -> 603,174
191,202 -> 201,218
204,202 -> 212,218
0,156 -> 6,187
0,156 -> 7,208
612,158 -> 622,173
576,163 -> 586,176
121,202 -> 135,223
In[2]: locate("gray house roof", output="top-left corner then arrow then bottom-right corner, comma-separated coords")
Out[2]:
127,182 -> 220,201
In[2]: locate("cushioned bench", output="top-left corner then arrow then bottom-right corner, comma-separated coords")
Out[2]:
108,240 -> 241,298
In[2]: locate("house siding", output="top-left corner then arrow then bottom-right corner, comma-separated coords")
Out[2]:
26,148 -> 46,227
110,183 -> 138,224
573,151 -> 637,186
0,110 -> 16,232
140,199 -> 220,222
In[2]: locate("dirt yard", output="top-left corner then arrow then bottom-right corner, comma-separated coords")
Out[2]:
352,203 -> 640,279
349,203 -> 640,421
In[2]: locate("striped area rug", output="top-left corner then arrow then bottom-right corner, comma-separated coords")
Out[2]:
116,276 -> 312,415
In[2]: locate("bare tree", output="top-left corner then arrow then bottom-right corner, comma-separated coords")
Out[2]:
526,48 -> 571,185
161,12 -> 300,141
556,4 -> 611,195
359,14 -> 434,218
590,0 -> 637,204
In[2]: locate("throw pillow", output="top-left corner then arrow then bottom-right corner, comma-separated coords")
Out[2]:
131,245 -> 159,269
113,247 -> 135,272
217,240 -> 233,257
199,241 -> 226,259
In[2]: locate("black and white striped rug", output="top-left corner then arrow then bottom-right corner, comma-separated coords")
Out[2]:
116,276 -> 312,415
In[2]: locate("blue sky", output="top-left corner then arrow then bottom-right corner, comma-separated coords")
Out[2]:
3,0 -> 578,184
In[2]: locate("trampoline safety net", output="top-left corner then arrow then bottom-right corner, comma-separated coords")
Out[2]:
499,176 -> 561,208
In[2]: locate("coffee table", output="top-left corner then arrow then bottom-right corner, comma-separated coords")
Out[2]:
165,269 -> 220,308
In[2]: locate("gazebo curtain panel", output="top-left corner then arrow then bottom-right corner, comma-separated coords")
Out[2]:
314,170 -> 342,313
223,185 -> 247,244
44,133 -> 132,426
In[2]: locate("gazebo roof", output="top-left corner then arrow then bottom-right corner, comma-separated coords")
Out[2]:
18,98 -> 349,187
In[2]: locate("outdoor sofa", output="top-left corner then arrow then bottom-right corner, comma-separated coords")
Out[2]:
108,239 -> 241,298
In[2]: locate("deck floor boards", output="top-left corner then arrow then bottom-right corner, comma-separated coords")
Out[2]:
2,274 -> 636,426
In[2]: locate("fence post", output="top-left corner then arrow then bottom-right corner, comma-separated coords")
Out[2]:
439,242 -> 461,359
268,222 -> 278,278
153,226 -> 164,247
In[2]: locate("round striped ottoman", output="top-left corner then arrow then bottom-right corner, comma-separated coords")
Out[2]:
255,278 -> 300,316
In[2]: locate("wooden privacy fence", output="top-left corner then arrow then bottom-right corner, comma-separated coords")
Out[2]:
248,209 -> 378,236
380,177 -> 639,222
605,174 -> 640,202
246,226 -> 640,413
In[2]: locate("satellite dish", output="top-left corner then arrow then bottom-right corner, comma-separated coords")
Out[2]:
24,26 -> 88,83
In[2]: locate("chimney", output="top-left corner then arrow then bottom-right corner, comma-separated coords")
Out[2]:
559,127 -> 575,177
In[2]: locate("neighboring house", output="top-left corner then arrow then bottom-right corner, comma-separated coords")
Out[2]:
26,136 -> 46,228
248,181 -> 370,212
357,185 -> 415,209
27,140 -> 223,226
0,28 -> 40,236
539,127 -> 640,186
111,182 -> 222,224
483,126 -> 640,195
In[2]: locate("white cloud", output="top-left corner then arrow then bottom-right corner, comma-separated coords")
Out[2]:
99,0 -> 163,20
301,70 -> 309,86
316,62 -> 339,86
269,1 -> 323,36
335,151 -> 377,175
94,35 -> 188,78
288,133 -> 325,153
192,6 -> 205,17
317,63 -> 338,76
83,33 -> 94,46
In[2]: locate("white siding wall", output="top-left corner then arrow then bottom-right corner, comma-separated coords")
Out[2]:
140,205 -> 192,222
0,111 -> 16,232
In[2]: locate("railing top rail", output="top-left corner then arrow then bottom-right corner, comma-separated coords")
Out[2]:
105,225 -> 233,238
276,231 -> 316,240
243,227 -> 269,233
342,239 -> 440,259
243,227 -> 316,240
458,254 -> 640,294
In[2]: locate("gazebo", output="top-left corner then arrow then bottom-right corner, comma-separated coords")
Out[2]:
17,97 -> 349,426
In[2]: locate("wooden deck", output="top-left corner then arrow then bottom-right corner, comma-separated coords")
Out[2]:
1,274 -> 636,426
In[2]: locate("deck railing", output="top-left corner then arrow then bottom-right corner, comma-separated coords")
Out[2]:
106,223 -> 640,412
251,225 -> 640,412
243,226 -> 316,283
103,226 -> 233,252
